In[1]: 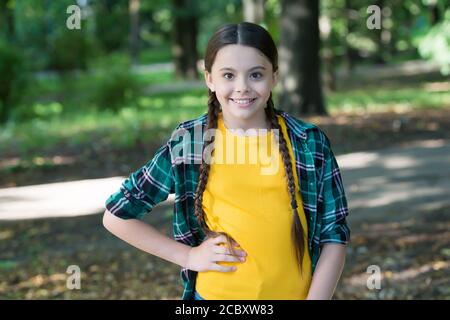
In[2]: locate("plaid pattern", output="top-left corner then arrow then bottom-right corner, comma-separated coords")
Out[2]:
105,108 -> 350,300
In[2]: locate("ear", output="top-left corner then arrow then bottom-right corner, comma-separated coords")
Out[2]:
272,69 -> 279,87
204,70 -> 215,92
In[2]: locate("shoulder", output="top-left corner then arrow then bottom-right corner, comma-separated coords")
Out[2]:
174,112 -> 208,131
165,112 -> 208,150
276,109 -> 315,130
276,108 -> 333,156
277,109 -> 328,142
167,112 -> 208,138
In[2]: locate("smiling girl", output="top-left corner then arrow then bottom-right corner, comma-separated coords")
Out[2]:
103,22 -> 350,300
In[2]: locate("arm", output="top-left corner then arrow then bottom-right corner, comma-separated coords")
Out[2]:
103,210 -> 246,272
103,134 -> 245,273
306,243 -> 346,300
307,132 -> 350,299
102,141 -> 188,265
103,209 -> 191,268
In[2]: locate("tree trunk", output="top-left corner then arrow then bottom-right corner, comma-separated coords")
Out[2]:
322,48 -> 336,92
373,0 -> 386,64
344,0 -> 358,74
0,0 -> 15,41
243,0 -> 265,24
172,0 -> 199,80
278,0 -> 326,115
320,12 -> 336,92
430,0 -> 441,25
129,0 -> 140,64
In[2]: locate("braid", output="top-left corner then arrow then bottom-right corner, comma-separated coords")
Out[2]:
265,94 -> 305,273
194,89 -> 239,258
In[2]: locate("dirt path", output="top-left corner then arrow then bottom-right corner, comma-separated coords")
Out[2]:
1,138 -> 449,299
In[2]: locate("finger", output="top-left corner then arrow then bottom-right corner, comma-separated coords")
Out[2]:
213,246 -> 247,257
211,234 -> 228,245
210,263 -> 237,273
210,235 -> 242,248
231,239 -> 240,247
213,254 -> 245,263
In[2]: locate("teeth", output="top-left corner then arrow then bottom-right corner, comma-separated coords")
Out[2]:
232,99 -> 254,104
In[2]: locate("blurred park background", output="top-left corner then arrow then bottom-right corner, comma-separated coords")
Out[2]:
0,0 -> 449,299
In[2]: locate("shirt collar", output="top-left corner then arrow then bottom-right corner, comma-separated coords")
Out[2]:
194,107 -> 313,142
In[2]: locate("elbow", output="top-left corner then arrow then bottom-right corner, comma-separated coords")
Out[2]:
102,209 -> 128,234
102,210 -> 113,232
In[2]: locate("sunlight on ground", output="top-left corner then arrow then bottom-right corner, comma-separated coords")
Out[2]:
0,177 -> 148,220
423,81 -> 450,92
0,139 -> 448,222
345,260 -> 450,286
338,139 -> 450,224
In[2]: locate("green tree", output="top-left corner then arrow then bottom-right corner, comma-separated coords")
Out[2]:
414,7 -> 450,75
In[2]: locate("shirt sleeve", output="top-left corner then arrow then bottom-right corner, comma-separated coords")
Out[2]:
317,135 -> 351,245
105,141 -> 175,220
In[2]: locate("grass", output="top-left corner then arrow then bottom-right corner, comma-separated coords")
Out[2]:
27,69 -> 177,101
134,71 -> 175,85
0,89 -> 208,158
326,83 -> 450,113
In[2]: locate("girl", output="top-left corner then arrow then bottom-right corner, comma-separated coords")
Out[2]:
103,22 -> 350,300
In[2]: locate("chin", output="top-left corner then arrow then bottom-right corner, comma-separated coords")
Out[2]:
229,107 -> 257,118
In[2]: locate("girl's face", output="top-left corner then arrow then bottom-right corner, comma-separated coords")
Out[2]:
204,44 -> 278,130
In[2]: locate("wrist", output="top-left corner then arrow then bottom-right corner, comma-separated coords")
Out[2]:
179,244 -> 193,269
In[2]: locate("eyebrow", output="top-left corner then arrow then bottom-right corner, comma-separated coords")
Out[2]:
219,66 -> 266,71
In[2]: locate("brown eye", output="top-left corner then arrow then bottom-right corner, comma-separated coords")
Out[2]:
251,72 -> 263,79
223,73 -> 233,80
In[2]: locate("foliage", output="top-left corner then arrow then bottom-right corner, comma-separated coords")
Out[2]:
92,0 -> 130,53
264,0 -> 282,44
13,0 -> 100,71
89,54 -> 142,112
196,0 -> 243,58
48,29 -> 99,71
414,9 -> 450,75
1,0 -> 449,122
320,0 -> 449,66
138,45 -> 173,64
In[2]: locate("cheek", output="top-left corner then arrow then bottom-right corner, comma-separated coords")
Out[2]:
216,85 -> 234,99
255,82 -> 273,96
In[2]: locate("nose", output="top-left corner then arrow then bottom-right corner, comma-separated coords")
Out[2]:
235,76 -> 250,93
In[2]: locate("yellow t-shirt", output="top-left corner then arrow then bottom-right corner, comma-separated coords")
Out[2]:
195,112 -> 312,300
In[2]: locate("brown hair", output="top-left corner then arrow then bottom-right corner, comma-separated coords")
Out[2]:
194,22 -> 305,272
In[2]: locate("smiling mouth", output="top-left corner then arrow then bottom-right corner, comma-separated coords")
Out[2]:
230,98 -> 257,106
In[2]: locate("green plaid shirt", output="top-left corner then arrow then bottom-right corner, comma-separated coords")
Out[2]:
105,108 -> 350,300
